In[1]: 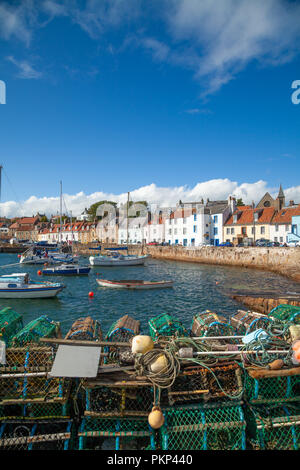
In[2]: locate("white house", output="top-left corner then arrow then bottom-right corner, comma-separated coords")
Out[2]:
164,205 -> 211,247
207,197 -> 236,246
118,216 -> 148,244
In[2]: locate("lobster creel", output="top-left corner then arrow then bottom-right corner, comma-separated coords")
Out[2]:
64,317 -> 102,341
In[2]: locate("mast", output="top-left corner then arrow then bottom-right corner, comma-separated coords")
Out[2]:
0,164 -> 2,220
126,191 -> 129,246
60,180 -> 63,244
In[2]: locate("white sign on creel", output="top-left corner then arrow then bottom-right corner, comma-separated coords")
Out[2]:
0,340 -> 6,365
49,344 -> 101,378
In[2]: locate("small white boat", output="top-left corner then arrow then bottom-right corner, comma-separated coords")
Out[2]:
0,273 -> 64,298
96,279 -> 173,289
89,254 -> 149,266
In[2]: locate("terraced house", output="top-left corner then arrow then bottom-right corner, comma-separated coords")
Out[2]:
224,206 -> 276,245
270,204 -> 300,244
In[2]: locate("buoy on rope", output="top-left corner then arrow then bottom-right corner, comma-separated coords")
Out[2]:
149,353 -> 168,373
37,270 -> 42,276
148,406 -> 165,429
88,291 -> 94,298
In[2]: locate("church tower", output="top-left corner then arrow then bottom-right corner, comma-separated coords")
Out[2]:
276,184 -> 285,211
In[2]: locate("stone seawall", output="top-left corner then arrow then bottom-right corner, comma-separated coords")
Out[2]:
74,244 -> 300,283
138,246 -> 300,282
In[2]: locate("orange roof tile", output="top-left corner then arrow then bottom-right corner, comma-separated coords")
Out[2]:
225,207 -> 275,225
272,205 -> 300,224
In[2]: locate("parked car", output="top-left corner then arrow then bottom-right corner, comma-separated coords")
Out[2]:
255,238 -> 271,247
286,240 -> 300,247
219,242 -> 233,247
147,242 -> 159,246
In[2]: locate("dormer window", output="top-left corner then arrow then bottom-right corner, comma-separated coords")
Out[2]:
233,214 -> 237,223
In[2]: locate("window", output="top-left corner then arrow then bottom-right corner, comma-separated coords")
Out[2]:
285,225 -> 289,231
213,215 -> 218,223
183,218 -> 186,224
280,236 -> 283,243
260,226 -> 265,235
275,224 -> 279,232
174,219 -> 177,225
174,228 -> 177,235
214,227 -> 218,235
226,228 -> 230,234
251,227 -> 254,234
231,228 -> 234,234
242,227 -> 247,235
194,214 -> 197,221
193,225 -> 197,233
274,237 -> 278,242
168,229 -> 172,235
183,228 -> 187,235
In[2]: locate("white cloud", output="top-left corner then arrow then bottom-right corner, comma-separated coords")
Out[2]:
164,0 -> 300,96
1,180 -> 299,218
6,55 -> 42,79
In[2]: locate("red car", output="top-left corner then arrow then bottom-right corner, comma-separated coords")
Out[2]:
147,242 -> 159,245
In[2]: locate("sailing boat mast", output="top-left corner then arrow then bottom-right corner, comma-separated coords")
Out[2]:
60,181 -> 63,244
126,191 -> 129,246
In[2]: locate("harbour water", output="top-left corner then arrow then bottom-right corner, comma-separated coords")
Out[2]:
1,253 -> 300,336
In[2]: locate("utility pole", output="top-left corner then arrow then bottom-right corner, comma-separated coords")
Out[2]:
252,200 -> 256,246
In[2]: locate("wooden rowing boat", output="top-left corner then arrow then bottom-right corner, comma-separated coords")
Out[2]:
96,279 -> 173,289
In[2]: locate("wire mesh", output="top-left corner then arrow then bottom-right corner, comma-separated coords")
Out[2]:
168,364 -> 243,405
246,403 -> 300,450
104,315 -> 139,364
148,313 -> 190,341
230,310 -> 273,335
78,416 -> 156,450
10,315 -> 61,347
64,317 -> 102,341
160,402 -> 246,450
268,304 -> 300,324
191,311 -> 237,343
244,370 -> 300,404
0,307 -> 23,346
84,385 -> 155,417
0,419 -> 73,450
0,345 -> 71,419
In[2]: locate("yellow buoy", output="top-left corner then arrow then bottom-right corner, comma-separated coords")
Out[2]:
148,406 -> 165,429
131,335 -> 154,355
149,353 -> 168,373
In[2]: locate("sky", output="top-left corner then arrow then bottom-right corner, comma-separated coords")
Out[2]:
0,0 -> 300,217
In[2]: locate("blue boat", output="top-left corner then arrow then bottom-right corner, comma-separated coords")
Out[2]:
41,264 -> 91,276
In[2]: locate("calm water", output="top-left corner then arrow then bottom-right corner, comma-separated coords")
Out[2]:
1,253 -> 300,336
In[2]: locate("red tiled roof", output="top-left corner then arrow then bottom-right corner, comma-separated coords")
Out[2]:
236,205 -> 252,211
272,205 -> 300,224
225,207 -> 275,225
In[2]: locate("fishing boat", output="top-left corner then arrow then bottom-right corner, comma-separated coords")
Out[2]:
0,273 -> 64,298
89,252 -> 149,266
20,249 -> 76,265
42,264 -> 91,275
96,279 -> 173,289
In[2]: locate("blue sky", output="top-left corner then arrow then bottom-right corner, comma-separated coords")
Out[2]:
0,0 -> 300,217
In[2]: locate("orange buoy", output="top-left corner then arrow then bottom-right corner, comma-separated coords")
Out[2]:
17,254 -> 21,258
216,281 -> 219,285
88,291 -> 94,298
148,406 -> 165,429
37,270 -> 42,276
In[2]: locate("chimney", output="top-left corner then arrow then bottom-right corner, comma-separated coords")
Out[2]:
228,196 -> 236,214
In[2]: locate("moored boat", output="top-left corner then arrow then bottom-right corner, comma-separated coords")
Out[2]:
0,273 -> 64,298
96,279 -> 173,289
89,254 -> 149,266
42,264 -> 90,275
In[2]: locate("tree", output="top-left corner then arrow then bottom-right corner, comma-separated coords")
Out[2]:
236,198 -> 245,206
87,201 -> 117,220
